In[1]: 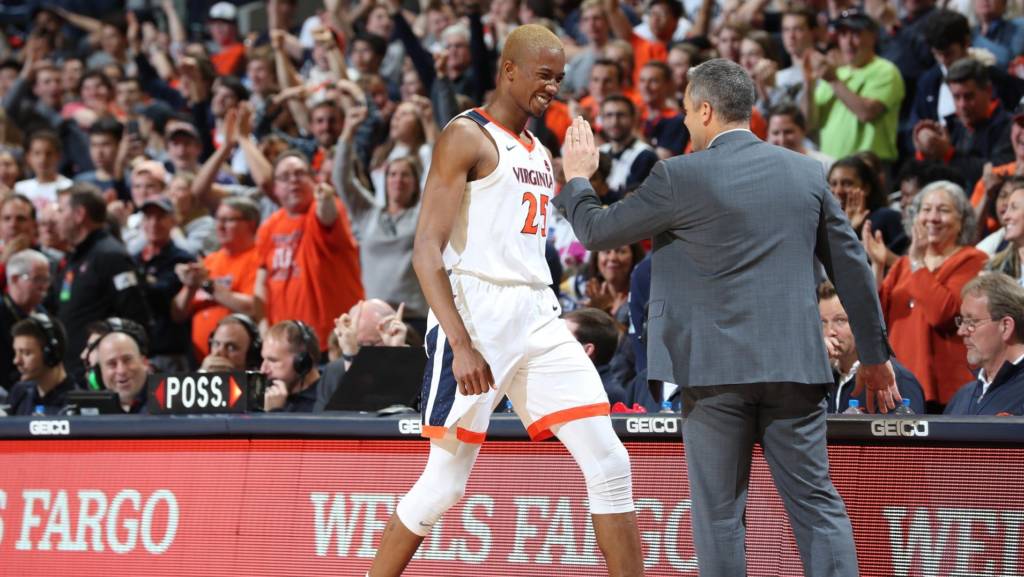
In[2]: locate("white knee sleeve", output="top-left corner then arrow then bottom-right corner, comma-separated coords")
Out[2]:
554,417 -> 635,514
396,438 -> 480,536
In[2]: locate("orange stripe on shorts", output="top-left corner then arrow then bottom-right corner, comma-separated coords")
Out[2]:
527,402 -> 611,441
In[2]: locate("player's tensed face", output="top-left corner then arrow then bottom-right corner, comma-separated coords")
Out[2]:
516,47 -> 565,118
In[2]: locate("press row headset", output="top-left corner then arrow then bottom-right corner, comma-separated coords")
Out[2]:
27,313 -> 64,368
85,318 -> 149,391
208,313 -> 262,368
290,320 -> 318,377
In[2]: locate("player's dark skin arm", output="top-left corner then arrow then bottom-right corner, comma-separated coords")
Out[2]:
412,118 -> 497,395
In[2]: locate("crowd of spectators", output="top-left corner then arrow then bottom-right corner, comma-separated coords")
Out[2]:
1,0 -> 1024,418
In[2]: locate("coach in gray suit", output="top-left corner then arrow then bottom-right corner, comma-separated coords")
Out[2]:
555,59 -> 901,577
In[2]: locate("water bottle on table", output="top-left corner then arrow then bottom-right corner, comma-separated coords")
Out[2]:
893,397 -> 914,415
842,399 -> 863,414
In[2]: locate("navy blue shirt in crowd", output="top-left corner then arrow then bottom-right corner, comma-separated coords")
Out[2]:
7,376 -> 76,416
945,359 -> 1024,416
644,113 -> 689,157
134,241 -> 196,357
828,358 -> 926,414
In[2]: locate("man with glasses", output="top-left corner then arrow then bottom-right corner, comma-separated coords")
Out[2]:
1,249 -> 51,389
254,152 -> 362,353
805,10 -> 904,170
173,197 -> 262,363
946,272 -> 1024,415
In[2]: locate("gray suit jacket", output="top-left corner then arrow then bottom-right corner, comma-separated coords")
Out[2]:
554,130 -> 892,387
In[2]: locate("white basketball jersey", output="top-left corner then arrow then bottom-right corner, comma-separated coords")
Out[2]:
443,108 -> 555,286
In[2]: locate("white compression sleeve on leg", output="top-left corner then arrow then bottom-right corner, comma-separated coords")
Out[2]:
395,437 -> 481,536
553,416 -> 635,514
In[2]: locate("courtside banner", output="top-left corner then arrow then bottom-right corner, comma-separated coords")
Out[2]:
0,439 -> 1021,576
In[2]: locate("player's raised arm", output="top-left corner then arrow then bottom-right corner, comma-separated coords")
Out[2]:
412,119 -> 495,395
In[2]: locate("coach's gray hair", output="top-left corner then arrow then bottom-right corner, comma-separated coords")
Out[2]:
908,180 -> 976,246
6,249 -> 48,283
685,58 -> 755,124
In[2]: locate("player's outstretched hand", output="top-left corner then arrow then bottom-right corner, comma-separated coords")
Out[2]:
562,115 -> 599,182
852,360 -> 901,414
453,344 -> 495,396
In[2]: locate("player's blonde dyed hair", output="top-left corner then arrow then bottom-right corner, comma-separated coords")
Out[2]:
501,24 -> 563,65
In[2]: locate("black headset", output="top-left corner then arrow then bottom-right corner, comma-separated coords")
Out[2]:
100,317 -> 149,356
85,318 -> 149,390
27,313 -> 63,368
208,313 -> 262,368
289,320 -> 318,376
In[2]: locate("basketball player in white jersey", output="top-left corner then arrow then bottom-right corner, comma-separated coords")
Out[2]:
367,25 -> 645,577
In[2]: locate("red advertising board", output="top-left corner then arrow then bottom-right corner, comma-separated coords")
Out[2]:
0,439 -> 1021,576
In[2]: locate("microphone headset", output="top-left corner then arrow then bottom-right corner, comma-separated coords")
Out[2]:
289,320 -> 319,377
85,317 -> 149,390
208,313 -> 262,368
26,313 -> 64,368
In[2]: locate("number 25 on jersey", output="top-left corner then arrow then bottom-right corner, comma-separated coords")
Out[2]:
521,192 -> 550,236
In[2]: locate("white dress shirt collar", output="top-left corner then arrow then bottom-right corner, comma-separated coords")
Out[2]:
978,352 -> 1024,398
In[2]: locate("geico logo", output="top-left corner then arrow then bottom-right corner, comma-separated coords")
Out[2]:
28,420 -> 70,436
165,376 -> 226,409
870,420 -> 929,437
398,419 -> 422,435
625,417 -> 679,434
15,489 -> 179,554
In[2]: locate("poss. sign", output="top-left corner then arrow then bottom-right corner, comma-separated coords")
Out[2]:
147,372 -> 261,415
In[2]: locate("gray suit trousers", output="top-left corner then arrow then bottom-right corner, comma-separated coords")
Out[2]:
681,382 -> 858,577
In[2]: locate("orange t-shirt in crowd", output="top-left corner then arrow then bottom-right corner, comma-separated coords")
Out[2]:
639,104 -> 680,126
189,245 -> 260,360
545,100 -> 572,147
256,198 -> 364,348
628,33 -> 667,87
211,43 -> 246,77
580,89 -> 646,133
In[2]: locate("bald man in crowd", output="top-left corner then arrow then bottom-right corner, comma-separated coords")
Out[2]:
313,298 -> 408,412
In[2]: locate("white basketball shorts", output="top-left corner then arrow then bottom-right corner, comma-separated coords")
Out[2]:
419,272 -> 610,444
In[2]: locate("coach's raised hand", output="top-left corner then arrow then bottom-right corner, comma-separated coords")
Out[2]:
562,116 -> 599,182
